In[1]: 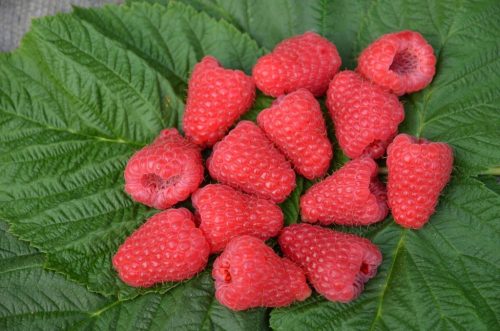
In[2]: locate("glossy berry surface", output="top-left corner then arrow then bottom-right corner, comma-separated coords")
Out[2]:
192,184 -> 283,253
213,235 -> 311,310
113,208 -> 210,287
279,224 -> 382,302
124,128 -> 204,209
387,134 -> 453,228
257,89 -> 333,179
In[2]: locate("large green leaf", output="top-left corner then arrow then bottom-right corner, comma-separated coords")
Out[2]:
1,0 -> 499,330
0,221 -> 268,330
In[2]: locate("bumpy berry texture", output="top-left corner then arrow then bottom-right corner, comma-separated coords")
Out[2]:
192,184 -> 283,253
183,56 -> 255,147
357,30 -> 436,96
113,208 -> 209,287
124,129 -> 204,209
257,89 -> 333,179
207,121 -> 296,203
213,235 -> 311,310
252,32 -> 341,97
387,134 -> 453,229
279,224 -> 382,303
326,70 -> 404,159
300,157 -> 388,226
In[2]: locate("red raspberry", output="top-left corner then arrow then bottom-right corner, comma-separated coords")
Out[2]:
257,89 -> 333,179
252,32 -> 341,97
279,224 -> 382,303
192,184 -> 283,253
326,71 -> 404,159
124,129 -> 204,209
183,56 -> 255,147
357,30 -> 436,96
207,121 -> 296,203
113,208 -> 209,287
213,235 -> 311,310
300,157 -> 388,226
387,134 -> 453,229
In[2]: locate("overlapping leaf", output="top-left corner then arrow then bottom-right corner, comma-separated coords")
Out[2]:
0,0 -> 499,330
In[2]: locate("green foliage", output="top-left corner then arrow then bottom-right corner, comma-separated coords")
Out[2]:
0,0 -> 499,330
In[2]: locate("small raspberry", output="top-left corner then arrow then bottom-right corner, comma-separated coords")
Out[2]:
326,70 -> 404,159
207,121 -> 296,203
300,157 -> 388,226
387,134 -> 453,229
279,224 -> 382,303
252,32 -> 341,97
124,128 -> 204,209
113,208 -> 209,287
192,184 -> 283,253
213,235 -> 311,310
257,89 -> 333,179
357,30 -> 436,96
183,56 -> 255,147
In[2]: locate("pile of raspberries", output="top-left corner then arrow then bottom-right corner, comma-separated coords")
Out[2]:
113,30 -> 453,311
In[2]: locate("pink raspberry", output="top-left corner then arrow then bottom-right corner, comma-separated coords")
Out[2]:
183,56 -> 255,147
192,184 -> 283,253
279,224 -> 382,302
252,32 -> 341,97
326,70 -> 404,159
124,128 -> 204,209
257,89 -> 333,179
387,134 -> 453,229
113,208 -> 209,287
357,30 -> 436,96
213,235 -> 311,310
207,121 -> 296,203
300,157 -> 388,226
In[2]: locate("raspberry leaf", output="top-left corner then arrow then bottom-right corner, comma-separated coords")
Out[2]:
0,221 -> 269,330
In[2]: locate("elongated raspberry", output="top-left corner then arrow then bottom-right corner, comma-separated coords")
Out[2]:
213,235 -> 311,310
113,208 -> 209,287
357,30 -> 436,96
192,184 -> 283,253
253,32 -> 341,97
387,134 -> 453,229
279,224 -> 382,303
183,56 -> 255,147
300,157 -> 388,226
207,121 -> 296,203
257,89 -> 333,179
326,71 -> 404,159
124,128 -> 204,209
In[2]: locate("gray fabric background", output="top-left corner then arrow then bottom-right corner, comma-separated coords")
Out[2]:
0,0 -> 122,52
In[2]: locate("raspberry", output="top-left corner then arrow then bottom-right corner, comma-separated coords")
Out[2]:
387,134 -> 453,229
183,56 -> 255,147
257,89 -> 333,179
279,224 -> 382,303
192,184 -> 283,253
300,157 -> 388,226
326,71 -> 404,159
252,32 -> 341,97
213,235 -> 311,310
113,208 -> 209,287
124,129 -> 204,209
357,30 -> 436,96
207,121 -> 296,203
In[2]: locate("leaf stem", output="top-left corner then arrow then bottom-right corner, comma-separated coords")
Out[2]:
378,166 -> 500,176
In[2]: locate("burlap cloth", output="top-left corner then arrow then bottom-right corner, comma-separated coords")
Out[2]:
0,0 -> 122,51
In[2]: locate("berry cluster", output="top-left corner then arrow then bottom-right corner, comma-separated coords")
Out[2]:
114,31 -> 453,311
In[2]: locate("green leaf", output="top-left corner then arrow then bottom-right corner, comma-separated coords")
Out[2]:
1,1 -> 500,330
0,221 -> 109,330
0,221 -> 269,330
270,177 -> 500,330
0,2 -> 262,297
